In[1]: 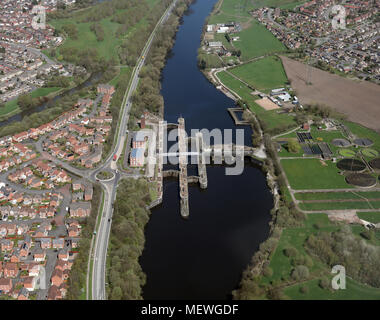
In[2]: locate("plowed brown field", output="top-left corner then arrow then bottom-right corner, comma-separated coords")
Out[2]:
281,56 -> 380,132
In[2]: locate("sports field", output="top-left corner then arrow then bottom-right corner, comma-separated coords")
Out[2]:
228,56 -> 288,92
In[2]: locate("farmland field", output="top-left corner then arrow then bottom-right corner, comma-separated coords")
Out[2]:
233,19 -> 286,60
228,56 -> 288,92
281,56 -> 380,133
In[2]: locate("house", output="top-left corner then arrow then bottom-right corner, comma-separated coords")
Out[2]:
58,249 -> 69,261
132,131 -> 148,148
3,262 -> 18,278
34,248 -> 46,262
84,185 -> 93,201
69,202 -> 91,218
51,268 -> 63,287
97,84 -> 115,95
39,238 -> 52,249
1,239 -> 13,252
52,238 -> 64,249
47,285 -> 62,300
18,287 -> 29,300
23,276 -> 37,291
130,148 -> 145,167
0,278 -> 12,293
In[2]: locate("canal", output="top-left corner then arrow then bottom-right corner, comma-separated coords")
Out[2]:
139,0 -> 274,299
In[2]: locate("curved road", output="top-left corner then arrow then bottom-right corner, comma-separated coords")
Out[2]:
91,0 -> 178,300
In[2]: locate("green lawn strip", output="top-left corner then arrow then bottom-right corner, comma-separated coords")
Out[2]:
281,158 -> 352,190
295,191 -> 380,201
109,67 -> 132,87
233,19 -> 286,61
357,212 -> 380,223
251,0 -> 305,9
228,56 -> 288,92
284,277 -> 380,300
217,71 -> 296,130
299,201 -> 373,211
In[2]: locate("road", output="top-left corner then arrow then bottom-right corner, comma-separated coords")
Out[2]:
91,0 -> 178,300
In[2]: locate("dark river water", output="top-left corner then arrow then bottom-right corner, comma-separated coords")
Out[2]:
139,0 -> 273,300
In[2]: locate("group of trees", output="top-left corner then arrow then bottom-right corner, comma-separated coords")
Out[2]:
306,226 -> 380,288
46,75 -> 71,88
127,0 -> 193,127
107,179 -> 153,300
90,23 -> 105,42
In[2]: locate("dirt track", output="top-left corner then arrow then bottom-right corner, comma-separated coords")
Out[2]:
281,56 -> 380,133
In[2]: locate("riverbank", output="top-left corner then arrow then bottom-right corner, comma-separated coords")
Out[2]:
202,0 -> 380,301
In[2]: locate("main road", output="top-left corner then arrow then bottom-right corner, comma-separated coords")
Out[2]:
91,0 -> 178,300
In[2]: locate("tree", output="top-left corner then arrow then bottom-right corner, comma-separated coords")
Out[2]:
291,265 -> 309,281
18,93 -> 34,111
287,139 -> 301,153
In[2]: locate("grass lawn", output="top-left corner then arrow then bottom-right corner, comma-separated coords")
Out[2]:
299,201 -> 374,211
0,87 -> 61,118
217,71 -> 296,131
262,214 -> 337,284
233,19 -> 286,61
295,191 -> 380,201
251,0 -> 306,9
357,212 -> 380,223
109,67 -> 132,87
281,158 -> 352,190
50,17 -> 124,62
229,56 -> 288,92
284,277 -> 380,300
49,0 -> 159,62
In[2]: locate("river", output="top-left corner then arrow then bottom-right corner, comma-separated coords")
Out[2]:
139,0 -> 273,300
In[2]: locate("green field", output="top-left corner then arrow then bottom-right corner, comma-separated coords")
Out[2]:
281,158 -> 352,190
0,87 -> 61,118
217,71 -> 296,131
251,0 -> 306,10
233,19 -> 286,60
229,56 -> 288,92
50,17 -> 125,61
263,214 -> 337,284
284,277 -> 380,300
299,201 -> 380,211
109,67 -> 132,87
357,212 -> 380,223
49,0 -> 159,62
295,191 -> 380,201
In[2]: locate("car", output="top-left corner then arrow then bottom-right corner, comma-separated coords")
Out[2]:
108,218 -> 111,222
93,231 -> 97,235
